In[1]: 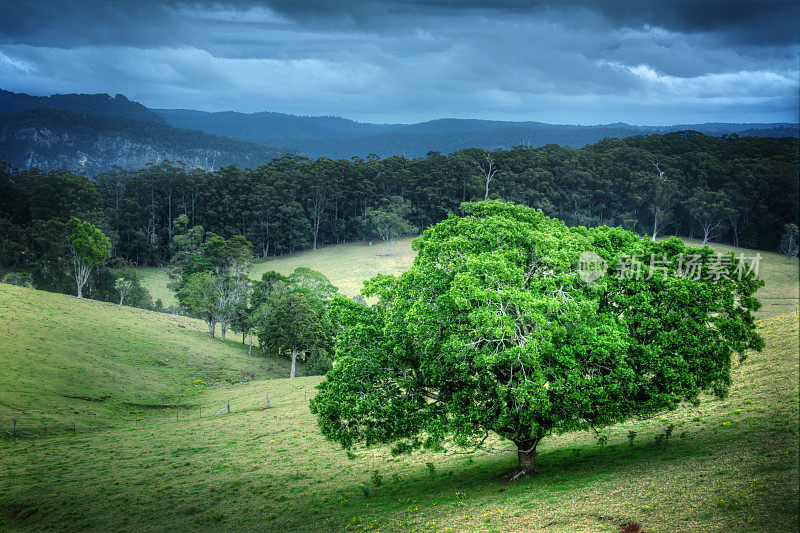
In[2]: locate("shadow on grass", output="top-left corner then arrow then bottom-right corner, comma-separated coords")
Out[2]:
278,407 -> 798,531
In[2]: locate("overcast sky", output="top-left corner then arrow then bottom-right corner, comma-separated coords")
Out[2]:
0,0 -> 797,125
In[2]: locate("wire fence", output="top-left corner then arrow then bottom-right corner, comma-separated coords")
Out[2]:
0,394 -> 282,440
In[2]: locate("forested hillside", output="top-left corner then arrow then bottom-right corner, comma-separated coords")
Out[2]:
1,131 -> 797,294
157,107 -> 798,160
0,90 -> 165,124
0,109 -> 294,175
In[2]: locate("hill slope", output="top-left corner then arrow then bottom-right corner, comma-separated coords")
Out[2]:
0,109 -> 294,174
0,240 -> 797,531
0,283 -> 290,431
0,311 -> 795,531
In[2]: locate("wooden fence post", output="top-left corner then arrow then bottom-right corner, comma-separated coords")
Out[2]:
227,400 -> 230,414
266,394 -> 270,409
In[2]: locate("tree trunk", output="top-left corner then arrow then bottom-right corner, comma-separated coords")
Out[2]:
651,211 -> 659,241
290,348 -> 297,378
220,324 -> 228,341
513,438 -> 540,479
248,332 -> 253,356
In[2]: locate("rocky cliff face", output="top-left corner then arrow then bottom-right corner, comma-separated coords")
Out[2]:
0,109 -> 292,175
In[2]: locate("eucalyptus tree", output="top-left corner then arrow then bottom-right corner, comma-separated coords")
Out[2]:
780,223 -> 799,263
686,188 -> 733,245
67,217 -> 111,298
311,201 -> 763,478
367,196 -> 418,255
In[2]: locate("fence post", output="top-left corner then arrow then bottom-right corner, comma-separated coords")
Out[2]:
266,394 -> 270,409
227,400 -> 230,414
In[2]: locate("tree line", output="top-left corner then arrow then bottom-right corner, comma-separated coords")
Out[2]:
1,131 -> 797,295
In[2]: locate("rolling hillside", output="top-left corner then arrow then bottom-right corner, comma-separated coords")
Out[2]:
0,312 -> 796,531
0,283 -> 291,432
0,238 -> 797,531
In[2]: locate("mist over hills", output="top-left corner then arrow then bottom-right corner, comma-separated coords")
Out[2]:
0,89 -> 796,173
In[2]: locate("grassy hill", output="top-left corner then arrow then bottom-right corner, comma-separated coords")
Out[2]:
140,236 -> 417,307
1,239 -> 797,531
0,284 -> 291,432
0,312 -> 796,531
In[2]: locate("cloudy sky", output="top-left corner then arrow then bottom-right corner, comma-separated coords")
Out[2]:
0,0 -> 797,124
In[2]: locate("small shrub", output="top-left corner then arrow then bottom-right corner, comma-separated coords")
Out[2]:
425,462 -> 436,477
627,430 -> 637,447
2,272 -> 34,288
371,469 -> 382,487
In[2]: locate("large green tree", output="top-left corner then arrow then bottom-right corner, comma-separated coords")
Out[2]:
311,201 -> 763,477
67,217 -> 111,298
256,291 -> 327,378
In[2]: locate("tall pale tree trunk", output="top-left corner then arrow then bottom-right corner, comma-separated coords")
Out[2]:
290,348 -> 298,378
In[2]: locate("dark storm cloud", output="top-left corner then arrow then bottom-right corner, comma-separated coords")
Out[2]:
0,0 -> 797,124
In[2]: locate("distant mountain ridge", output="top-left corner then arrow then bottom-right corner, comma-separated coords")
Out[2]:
0,108 -> 294,175
153,108 -> 797,159
0,89 -> 797,169
0,89 -> 166,124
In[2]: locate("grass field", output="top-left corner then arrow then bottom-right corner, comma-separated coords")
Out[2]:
138,237 -> 417,306
1,237 -> 798,532
0,284 -> 291,432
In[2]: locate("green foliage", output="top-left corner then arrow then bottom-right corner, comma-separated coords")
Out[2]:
67,217 -> 111,298
176,271 -> 248,339
254,291 -> 327,378
2,271 -> 34,288
367,196 -> 418,255
310,201 -> 764,470
67,217 -> 111,267
248,268 -> 337,375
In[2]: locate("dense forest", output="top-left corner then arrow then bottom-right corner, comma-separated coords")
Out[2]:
1,131 -> 797,298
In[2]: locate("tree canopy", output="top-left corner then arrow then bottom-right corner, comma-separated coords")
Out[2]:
310,201 -> 764,476
67,217 -> 111,298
